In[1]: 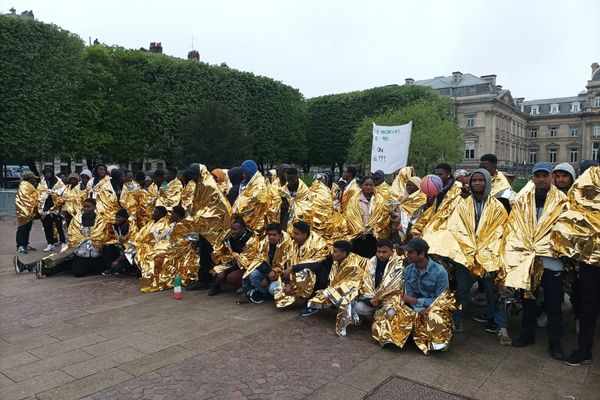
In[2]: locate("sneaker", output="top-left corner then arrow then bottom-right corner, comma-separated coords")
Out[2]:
298,306 -> 319,317
497,328 -> 512,346
101,269 -> 119,276
27,245 -> 37,251
248,290 -> 265,304
512,334 -> 535,347
186,281 -> 210,291
14,256 -> 27,274
36,261 -> 46,278
17,246 -> 28,254
207,284 -> 221,296
472,314 -> 488,323
58,242 -> 68,252
43,244 -> 55,252
564,349 -> 593,366
470,293 -> 487,307
432,342 -> 449,352
537,312 -> 548,328
485,321 -> 499,334
452,322 -> 464,333
549,341 -> 566,361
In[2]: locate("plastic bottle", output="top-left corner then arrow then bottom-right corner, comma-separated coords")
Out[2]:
173,274 -> 182,300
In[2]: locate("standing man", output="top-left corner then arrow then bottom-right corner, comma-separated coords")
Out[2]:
155,167 -> 183,211
39,167 -> 66,252
339,166 -> 359,212
479,154 -> 513,212
15,172 -> 39,254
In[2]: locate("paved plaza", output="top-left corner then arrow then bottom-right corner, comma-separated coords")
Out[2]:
0,216 -> 598,400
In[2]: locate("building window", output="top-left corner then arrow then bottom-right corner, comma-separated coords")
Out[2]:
465,142 -> 475,160
548,149 -> 557,163
592,142 -> 600,162
571,127 -> 579,137
550,104 -> 559,114
594,124 -> 600,137
571,102 -> 581,112
570,148 -> 579,163
145,163 -> 152,171
595,97 -> 600,107
529,151 -> 537,164
156,162 -> 164,170
530,128 -> 538,138
530,106 -> 539,115
550,127 -> 557,137
466,114 -> 475,128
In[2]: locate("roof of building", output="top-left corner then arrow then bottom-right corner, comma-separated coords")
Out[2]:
413,73 -> 493,90
523,93 -> 587,106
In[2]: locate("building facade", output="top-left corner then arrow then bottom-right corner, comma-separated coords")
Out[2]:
408,62 -> 600,172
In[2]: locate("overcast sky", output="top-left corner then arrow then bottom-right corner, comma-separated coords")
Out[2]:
5,0 -> 599,100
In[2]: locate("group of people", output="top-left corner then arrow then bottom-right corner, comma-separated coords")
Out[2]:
13,156 -> 600,362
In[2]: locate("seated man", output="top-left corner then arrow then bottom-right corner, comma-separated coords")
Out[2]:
209,218 -> 256,296
30,198 -> 107,278
274,221 -> 330,311
401,238 -> 454,354
305,240 -> 369,336
244,222 -> 293,303
102,208 -> 137,276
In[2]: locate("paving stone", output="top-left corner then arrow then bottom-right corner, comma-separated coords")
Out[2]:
0,351 -> 40,370
28,333 -> 107,359
0,370 -> 73,400
61,347 -> 145,379
0,372 -> 14,387
2,349 -> 94,382
117,345 -> 194,377
35,368 -> 134,400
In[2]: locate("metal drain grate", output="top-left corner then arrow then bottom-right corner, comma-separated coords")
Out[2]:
364,375 -> 473,400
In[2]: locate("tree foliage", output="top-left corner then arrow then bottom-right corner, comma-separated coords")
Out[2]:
176,101 -> 253,169
305,85 -> 443,169
347,99 -> 464,175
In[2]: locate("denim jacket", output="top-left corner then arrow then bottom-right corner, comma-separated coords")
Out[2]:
403,258 -> 449,312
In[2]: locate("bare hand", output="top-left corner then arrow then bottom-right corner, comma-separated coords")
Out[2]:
268,271 -> 277,281
370,297 -> 379,307
403,294 -> 418,305
284,283 -> 294,296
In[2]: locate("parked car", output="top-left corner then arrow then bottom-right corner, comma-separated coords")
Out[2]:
3,165 -> 32,189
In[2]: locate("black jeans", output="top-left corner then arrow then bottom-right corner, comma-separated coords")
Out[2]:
45,255 -> 104,277
16,220 -> 33,248
197,235 -> 214,283
41,214 -> 66,245
578,263 -> 600,352
521,268 -> 564,343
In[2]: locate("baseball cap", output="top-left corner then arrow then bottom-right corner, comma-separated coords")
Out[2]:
532,162 -> 552,174
400,238 -> 430,253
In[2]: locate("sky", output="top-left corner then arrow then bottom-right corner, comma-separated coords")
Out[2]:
4,0 -> 599,100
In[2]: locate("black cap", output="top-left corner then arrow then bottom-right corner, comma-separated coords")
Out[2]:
400,238 -> 429,253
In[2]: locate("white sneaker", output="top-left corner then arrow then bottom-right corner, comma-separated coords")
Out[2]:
58,242 -> 68,252
498,328 -> 512,346
537,312 -> 548,328
43,244 -> 55,252
17,246 -> 28,254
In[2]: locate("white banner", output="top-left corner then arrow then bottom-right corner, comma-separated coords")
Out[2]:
370,121 -> 412,173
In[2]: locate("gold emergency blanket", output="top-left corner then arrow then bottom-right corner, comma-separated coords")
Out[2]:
68,212 -> 107,250
397,189 -> 427,217
503,185 -> 567,291
309,180 -> 346,244
87,176 -> 120,222
62,184 -> 87,218
274,231 -> 329,308
180,181 -> 196,211
340,180 -> 360,212
158,223 -> 200,290
120,182 -> 152,229
242,232 -> 293,279
156,179 -> 183,211
278,180 -> 314,234
105,216 -> 137,246
551,166 -> 600,266
16,181 -> 38,226
375,182 -> 392,204
232,173 -> 269,236
189,165 -> 232,248
308,253 -> 369,336
212,235 -> 259,275
38,178 -> 66,217
490,171 -> 512,197
412,289 -> 456,354
411,182 -> 463,238
345,192 -> 391,240
425,196 -> 508,276
265,179 -> 285,225
390,166 -> 416,199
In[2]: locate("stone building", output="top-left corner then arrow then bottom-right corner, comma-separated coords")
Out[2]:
408,62 -> 600,172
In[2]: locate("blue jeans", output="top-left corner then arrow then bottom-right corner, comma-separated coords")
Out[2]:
453,263 -> 474,325
248,269 -> 270,296
480,275 -> 497,322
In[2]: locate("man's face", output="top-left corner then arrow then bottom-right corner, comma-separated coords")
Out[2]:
69,177 -> 78,187
267,230 -> 282,245
124,172 -> 134,183
292,228 -> 308,245
457,175 -> 469,186
332,247 -> 348,262
153,176 -> 164,187
81,175 -> 90,186
434,168 -> 451,186
376,246 -> 393,263
533,171 -> 552,191
470,172 -> 486,195
170,213 -> 182,223
82,201 -> 95,215
285,172 -> 299,187
342,168 -> 352,181
43,171 -> 53,180
115,215 -> 127,225
406,181 -> 418,195
479,161 -> 496,175
96,166 -> 107,178
152,208 -> 163,221
230,222 -> 245,239
372,174 -> 383,186
553,171 -> 573,191
406,250 -> 423,264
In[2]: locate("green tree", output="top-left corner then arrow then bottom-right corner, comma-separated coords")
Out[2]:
176,101 -> 253,169
347,99 -> 464,175
0,15 -> 86,173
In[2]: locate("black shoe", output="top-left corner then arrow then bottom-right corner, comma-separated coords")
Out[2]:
472,314 -> 488,323
207,284 -> 221,296
298,306 -> 319,317
102,269 -> 119,276
36,261 -> 46,279
511,334 -> 535,347
564,349 -> 593,366
549,341 -> 566,361
484,321 -> 499,334
14,256 -> 27,274
248,290 -> 265,304
186,281 -> 210,291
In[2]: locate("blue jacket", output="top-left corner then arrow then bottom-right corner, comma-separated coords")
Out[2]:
403,258 -> 449,312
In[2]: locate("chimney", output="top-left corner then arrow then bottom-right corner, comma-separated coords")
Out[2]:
149,42 -> 163,54
404,78 -> 414,85
480,74 -> 497,86
592,62 -> 600,77
496,85 -> 503,90
452,71 -> 463,83
515,97 -> 525,112
187,50 -> 200,61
